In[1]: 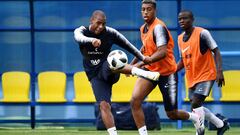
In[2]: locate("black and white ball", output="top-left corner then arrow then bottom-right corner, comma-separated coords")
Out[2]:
107,50 -> 128,70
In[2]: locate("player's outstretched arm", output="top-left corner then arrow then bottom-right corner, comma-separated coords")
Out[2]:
108,27 -> 145,61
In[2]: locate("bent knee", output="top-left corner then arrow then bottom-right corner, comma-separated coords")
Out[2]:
99,101 -> 111,111
130,97 -> 142,109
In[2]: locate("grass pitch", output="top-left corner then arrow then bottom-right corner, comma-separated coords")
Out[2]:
0,127 -> 238,135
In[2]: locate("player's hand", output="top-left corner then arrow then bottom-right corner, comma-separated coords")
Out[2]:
216,70 -> 225,87
92,38 -> 101,47
143,56 -> 152,65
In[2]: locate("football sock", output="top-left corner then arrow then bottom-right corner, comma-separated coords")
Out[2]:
203,107 -> 224,128
138,125 -> 148,135
107,127 -> 117,135
131,67 -> 145,76
193,106 -> 205,128
188,112 -> 198,123
131,67 -> 159,81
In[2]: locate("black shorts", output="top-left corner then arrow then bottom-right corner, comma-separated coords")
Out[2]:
90,61 -> 120,103
152,73 -> 178,111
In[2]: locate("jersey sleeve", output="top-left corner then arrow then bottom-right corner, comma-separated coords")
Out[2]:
106,26 -> 145,61
74,26 -> 95,44
153,24 -> 169,47
200,29 -> 218,50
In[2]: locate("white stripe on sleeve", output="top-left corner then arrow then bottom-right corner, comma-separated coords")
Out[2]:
74,26 -> 95,44
200,29 -> 218,50
154,24 -> 168,47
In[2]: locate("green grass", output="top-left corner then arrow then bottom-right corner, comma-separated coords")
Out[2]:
0,127 -> 238,135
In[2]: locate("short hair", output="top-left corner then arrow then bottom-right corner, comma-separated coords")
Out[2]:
91,10 -> 106,19
142,0 -> 156,8
180,10 -> 194,19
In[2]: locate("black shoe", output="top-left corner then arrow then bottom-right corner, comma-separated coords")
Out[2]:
217,120 -> 230,135
196,128 -> 205,135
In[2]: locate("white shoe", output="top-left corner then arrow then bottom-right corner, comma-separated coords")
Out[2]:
193,114 -> 205,135
131,67 -> 160,81
143,71 -> 160,81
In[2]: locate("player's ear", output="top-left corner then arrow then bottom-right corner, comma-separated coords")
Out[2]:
90,16 -> 95,24
90,17 -> 93,24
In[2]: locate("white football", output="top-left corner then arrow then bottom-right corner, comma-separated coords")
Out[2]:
107,50 -> 128,70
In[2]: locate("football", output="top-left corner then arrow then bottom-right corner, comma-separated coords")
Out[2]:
107,50 -> 128,70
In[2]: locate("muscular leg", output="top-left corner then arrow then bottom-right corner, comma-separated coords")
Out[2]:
188,81 -> 214,135
131,77 -> 155,128
190,87 -> 224,128
99,101 -> 115,128
158,73 -> 191,120
191,93 -> 206,109
115,64 -> 160,81
166,109 -> 190,120
91,75 -> 117,135
191,94 -> 228,134
190,94 -> 206,135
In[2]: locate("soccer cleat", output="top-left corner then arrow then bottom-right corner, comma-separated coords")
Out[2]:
144,71 -> 160,81
217,120 -> 230,135
196,128 -> 205,135
193,114 -> 205,135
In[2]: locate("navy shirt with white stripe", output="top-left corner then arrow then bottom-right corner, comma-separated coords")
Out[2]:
74,26 -> 144,80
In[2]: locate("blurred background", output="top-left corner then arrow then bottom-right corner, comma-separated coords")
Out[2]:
0,0 -> 239,128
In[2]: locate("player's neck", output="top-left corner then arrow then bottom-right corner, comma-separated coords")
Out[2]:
185,27 -> 194,36
146,17 -> 156,27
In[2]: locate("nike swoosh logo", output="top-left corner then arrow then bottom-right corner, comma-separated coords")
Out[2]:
182,46 -> 190,53
116,111 -> 124,114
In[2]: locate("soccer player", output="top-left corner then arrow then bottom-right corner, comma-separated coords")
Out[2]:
177,10 -> 230,135
74,10 -> 160,135
130,1 -> 201,135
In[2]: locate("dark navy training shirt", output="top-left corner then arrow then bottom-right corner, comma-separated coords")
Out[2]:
74,26 -> 144,80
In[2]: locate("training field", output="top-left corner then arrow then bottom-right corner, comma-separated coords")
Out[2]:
0,127 -> 238,135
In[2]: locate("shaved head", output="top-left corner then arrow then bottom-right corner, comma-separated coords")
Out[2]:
91,10 -> 106,20
179,10 -> 194,20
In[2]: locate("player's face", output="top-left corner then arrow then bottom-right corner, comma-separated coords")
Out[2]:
90,15 -> 106,35
141,3 -> 156,23
178,12 -> 193,30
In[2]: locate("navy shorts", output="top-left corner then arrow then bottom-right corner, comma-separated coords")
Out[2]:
90,61 -> 120,103
152,73 -> 178,111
